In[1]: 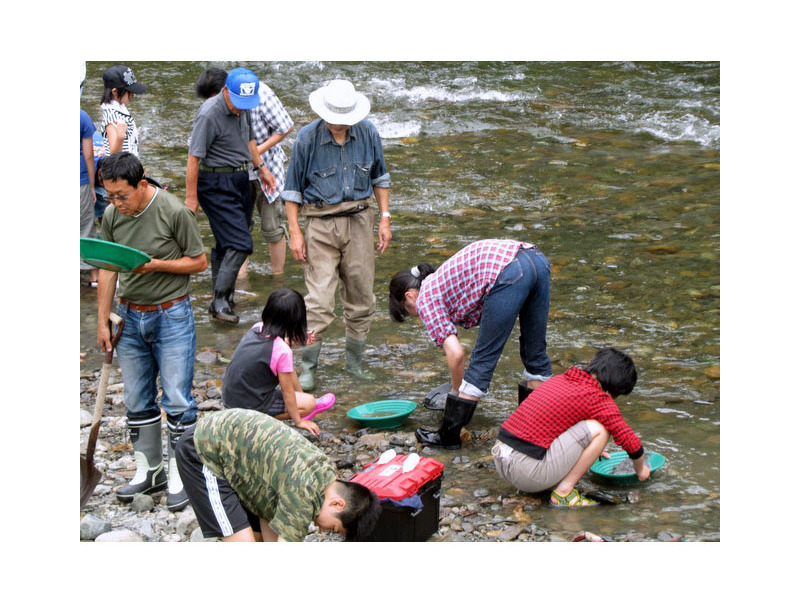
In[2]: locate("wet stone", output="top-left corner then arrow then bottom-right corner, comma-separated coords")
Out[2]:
130,493 -> 155,513
95,529 -> 143,542
80,514 -> 112,541
80,409 -> 93,427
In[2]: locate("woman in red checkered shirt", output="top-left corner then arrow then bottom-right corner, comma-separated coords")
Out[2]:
495,347 -> 651,508
389,239 -> 553,449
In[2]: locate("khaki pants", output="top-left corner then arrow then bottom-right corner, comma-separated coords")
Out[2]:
302,203 -> 375,340
491,421 -> 593,493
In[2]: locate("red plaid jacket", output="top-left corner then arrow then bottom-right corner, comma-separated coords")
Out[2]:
499,367 -> 643,459
416,239 -> 535,347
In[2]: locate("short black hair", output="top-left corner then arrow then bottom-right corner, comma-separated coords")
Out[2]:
583,347 -> 637,398
259,288 -> 308,347
334,480 -> 382,542
195,67 -> 228,99
388,263 -> 436,322
99,152 -> 145,188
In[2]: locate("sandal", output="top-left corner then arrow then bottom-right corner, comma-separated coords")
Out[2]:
549,488 -> 600,509
303,393 -> 336,420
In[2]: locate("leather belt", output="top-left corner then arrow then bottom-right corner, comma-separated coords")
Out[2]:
314,204 -> 369,219
199,163 -> 249,173
120,294 -> 188,312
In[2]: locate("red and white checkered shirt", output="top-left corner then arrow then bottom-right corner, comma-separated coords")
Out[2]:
416,239 -> 536,347
498,366 -> 643,459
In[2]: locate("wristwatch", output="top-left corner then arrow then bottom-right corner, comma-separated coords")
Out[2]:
254,163 -> 266,170
380,211 -> 391,218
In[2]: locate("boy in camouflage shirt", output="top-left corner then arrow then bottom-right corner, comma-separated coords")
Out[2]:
176,408 -> 380,541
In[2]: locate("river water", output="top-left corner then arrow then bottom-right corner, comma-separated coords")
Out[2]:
80,61 -> 719,540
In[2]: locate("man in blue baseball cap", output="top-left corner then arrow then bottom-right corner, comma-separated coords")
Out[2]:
186,67 -> 276,324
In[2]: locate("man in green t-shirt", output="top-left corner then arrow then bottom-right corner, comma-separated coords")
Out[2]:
175,409 -> 381,541
97,152 -> 207,511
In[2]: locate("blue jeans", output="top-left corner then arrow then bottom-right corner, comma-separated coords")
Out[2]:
115,297 -> 198,425
462,247 -> 552,397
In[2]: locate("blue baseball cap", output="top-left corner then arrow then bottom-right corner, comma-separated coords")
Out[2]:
225,68 -> 260,109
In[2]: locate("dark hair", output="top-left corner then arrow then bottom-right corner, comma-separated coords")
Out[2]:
195,68 -> 228,99
259,288 -> 308,347
583,347 -> 637,398
388,263 -> 436,322
101,86 -> 129,105
99,152 -> 145,188
334,480 -> 382,542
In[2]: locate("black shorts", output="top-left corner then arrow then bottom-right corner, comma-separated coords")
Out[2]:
175,425 -> 261,539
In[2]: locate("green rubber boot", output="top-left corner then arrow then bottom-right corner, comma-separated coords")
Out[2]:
299,341 -> 322,392
345,337 -> 376,381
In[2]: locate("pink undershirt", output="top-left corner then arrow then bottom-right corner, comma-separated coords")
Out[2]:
252,322 -> 294,375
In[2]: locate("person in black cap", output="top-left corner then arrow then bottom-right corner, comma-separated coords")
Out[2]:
185,67 -> 276,324
99,65 -> 147,157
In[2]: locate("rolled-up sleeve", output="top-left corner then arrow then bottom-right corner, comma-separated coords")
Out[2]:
370,128 -> 391,188
281,138 -> 306,204
418,294 -> 457,347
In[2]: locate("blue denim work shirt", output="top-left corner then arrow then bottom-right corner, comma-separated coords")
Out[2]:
281,119 -> 391,207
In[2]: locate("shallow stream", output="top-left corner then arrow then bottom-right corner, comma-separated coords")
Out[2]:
80,61 -> 719,540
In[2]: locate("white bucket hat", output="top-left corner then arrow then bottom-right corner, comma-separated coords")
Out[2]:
309,79 -> 371,126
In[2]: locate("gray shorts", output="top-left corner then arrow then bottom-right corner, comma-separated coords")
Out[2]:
251,180 -> 287,243
80,183 -> 97,270
491,421 -> 593,493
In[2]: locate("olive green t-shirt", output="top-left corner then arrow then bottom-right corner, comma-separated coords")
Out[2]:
193,409 -> 337,542
100,187 -> 205,304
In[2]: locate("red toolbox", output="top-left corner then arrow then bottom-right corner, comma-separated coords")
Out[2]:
350,452 -> 444,542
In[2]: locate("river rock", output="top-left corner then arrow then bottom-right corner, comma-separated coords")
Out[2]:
355,433 -> 390,450
176,510 -> 199,536
196,350 -> 219,365
80,514 -> 112,540
130,493 -> 155,512
658,531 -> 682,541
198,399 -> 224,411
80,409 -> 94,427
95,529 -> 144,542
496,524 -> 525,541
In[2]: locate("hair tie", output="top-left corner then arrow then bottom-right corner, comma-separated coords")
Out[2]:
410,266 -> 421,278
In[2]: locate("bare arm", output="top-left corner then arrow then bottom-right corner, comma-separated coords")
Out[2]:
132,253 -> 207,275
374,186 -> 391,254
96,269 -> 119,352
106,122 -> 127,154
256,126 -> 293,155
277,371 -> 319,435
285,201 -> 306,262
82,137 -> 96,203
250,140 -> 276,194
442,334 -> 466,395
185,154 -> 200,213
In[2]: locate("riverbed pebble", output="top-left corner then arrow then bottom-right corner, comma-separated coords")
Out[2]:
79,373 -> 708,542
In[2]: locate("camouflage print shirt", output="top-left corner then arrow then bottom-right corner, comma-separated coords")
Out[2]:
193,409 -> 337,542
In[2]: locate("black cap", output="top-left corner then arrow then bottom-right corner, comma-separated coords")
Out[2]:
102,65 -> 147,94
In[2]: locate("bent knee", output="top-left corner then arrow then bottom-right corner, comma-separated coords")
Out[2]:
585,420 -> 609,438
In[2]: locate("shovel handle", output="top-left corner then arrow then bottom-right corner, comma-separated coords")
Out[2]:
104,312 -> 124,364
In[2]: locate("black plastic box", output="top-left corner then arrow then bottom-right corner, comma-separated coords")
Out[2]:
366,475 -> 443,542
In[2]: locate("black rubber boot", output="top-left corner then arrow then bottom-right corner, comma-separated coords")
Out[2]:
210,250 -> 247,324
116,417 -> 167,502
518,379 -> 533,406
166,420 -> 193,512
415,393 -> 478,449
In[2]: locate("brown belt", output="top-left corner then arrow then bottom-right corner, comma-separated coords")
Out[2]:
120,294 -> 188,312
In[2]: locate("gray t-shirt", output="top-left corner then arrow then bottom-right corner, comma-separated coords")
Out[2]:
188,93 -> 254,167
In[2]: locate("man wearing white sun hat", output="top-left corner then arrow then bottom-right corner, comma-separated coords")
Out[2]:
282,79 -> 392,391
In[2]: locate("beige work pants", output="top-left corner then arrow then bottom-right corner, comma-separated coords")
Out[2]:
302,204 -> 375,340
